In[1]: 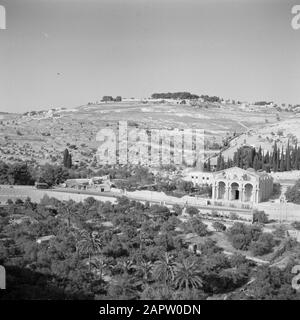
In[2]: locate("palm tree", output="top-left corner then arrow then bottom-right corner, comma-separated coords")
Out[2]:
117,259 -> 135,275
140,283 -> 174,300
110,274 -> 140,300
82,197 -> 98,217
90,256 -> 107,282
132,260 -> 153,283
77,230 -> 102,272
174,259 -> 203,293
153,252 -> 176,285
60,200 -> 77,228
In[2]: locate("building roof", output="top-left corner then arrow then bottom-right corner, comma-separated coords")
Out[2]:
185,166 -> 271,179
213,166 -> 271,180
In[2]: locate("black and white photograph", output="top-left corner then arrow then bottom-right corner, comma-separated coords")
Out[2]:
1,0 -> 300,306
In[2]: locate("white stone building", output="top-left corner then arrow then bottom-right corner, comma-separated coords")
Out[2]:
211,167 -> 273,204
185,167 -> 273,204
185,170 -> 214,186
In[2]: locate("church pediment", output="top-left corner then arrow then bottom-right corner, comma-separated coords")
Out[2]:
214,167 -> 258,182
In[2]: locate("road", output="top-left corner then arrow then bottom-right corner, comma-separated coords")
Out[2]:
51,187 -> 252,215
0,185 -> 252,216
223,250 -> 269,265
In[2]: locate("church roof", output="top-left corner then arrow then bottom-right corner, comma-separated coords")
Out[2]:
213,166 -> 270,179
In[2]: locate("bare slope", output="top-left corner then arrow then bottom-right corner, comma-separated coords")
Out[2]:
0,101 -> 293,167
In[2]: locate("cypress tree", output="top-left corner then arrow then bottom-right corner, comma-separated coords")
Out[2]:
63,149 -> 69,167
280,147 -> 285,172
251,148 -> 256,165
264,151 -> 270,166
286,141 -> 291,171
272,142 -> 277,172
258,146 -> 263,162
296,147 -> 300,170
253,154 -> 259,171
220,155 -> 225,170
207,158 -> 211,172
277,146 -> 280,171
233,150 -> 238,166
216,153 -> 222,171
292,142 -> 297,169
246,151 -> 252,168
66,153 -> 72,169
222,142 -> 300,173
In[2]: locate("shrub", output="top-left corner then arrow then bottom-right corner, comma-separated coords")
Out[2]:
172,204 -> 183,216
291,221 -> 300,230
15,198 -> 24,205
252,210 -> 269,224
186,217 -> 209,236
186,206 -> 199,216
211,210 -> 219,217
230,253 -> 248,267
285,180 -> 300,204
272,225 -> 286,238
229,212 -> 239,220
212,221 -> 226,232
198,239 -> 223,255
249,233 -> 275,256
227,222 -> 262,251
271,183 -> 281,199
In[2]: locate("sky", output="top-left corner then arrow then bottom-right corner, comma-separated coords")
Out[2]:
0,0 -> 300,113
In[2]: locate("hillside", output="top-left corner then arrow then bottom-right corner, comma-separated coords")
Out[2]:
215,116 -> 300,162
0,100 -> 296,167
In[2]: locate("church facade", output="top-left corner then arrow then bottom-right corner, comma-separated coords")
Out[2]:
211,167 -> 273,204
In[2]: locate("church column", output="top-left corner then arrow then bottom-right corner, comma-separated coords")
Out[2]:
239,185 -> 244,202
227,184 -> 231,201
254,188 -> 259,203
212,183 -> 216,200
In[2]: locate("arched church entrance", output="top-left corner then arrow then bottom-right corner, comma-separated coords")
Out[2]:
218,181 -> 226,199
244,183 -> 253,202
231,182 -> 240,200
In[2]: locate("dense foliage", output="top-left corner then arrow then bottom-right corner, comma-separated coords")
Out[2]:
0,195 -> 298,300
252,210 -> 269,224
213,142 -> 300,172
285,180 -> 300,204
101,96 -> 122,102
0,162 -> 34,185
0,161 -> 158,188
151,92 -> 199,100
227,222 -> 276,256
